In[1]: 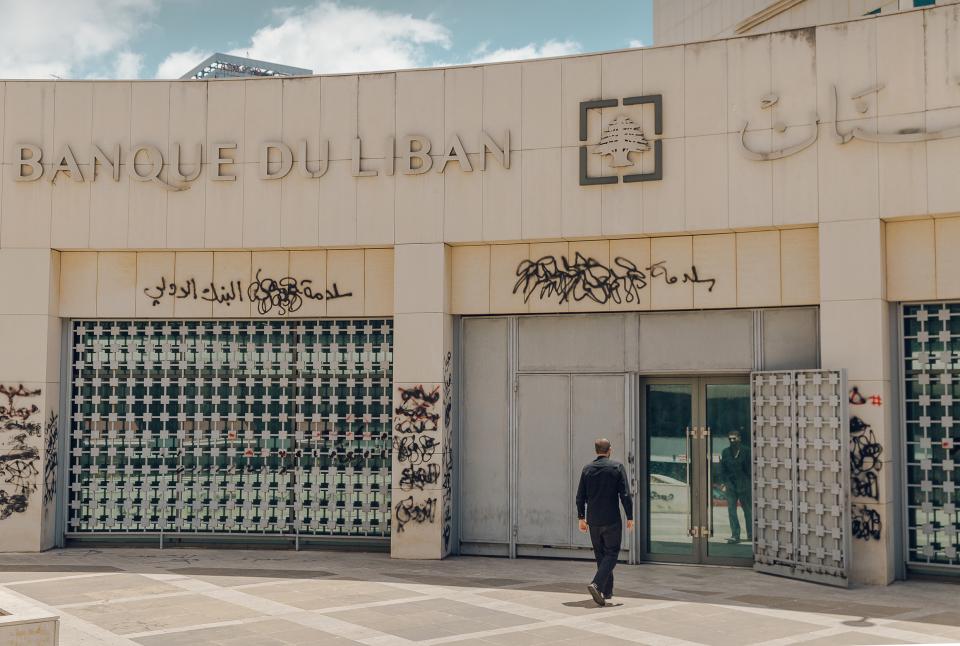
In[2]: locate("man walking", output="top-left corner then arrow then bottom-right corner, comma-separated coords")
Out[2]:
576,438 -> 633,607
717,429 -> 752,544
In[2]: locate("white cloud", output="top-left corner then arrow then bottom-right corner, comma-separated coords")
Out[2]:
0,0 -> 156,79
210,1 -> 451,75
155,48 -> 213,79
628,39 -> 645,48
469,39 -> 582,64
113,51 -> 144,79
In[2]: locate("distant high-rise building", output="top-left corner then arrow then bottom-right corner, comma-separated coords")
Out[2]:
180,52 -> 312,79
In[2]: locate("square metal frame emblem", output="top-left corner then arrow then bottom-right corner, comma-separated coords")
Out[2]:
579,94 -> 663,186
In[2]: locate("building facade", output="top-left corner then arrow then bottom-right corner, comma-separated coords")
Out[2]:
1,0 -> 959,587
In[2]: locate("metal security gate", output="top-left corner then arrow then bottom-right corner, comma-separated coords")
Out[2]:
751,370 -> 851,586
67,319 -> 392,545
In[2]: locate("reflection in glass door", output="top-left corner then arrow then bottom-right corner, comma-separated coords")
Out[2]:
706,383 -> 752,560
646,383 -> 693,556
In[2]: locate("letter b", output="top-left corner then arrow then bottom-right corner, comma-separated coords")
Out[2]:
401,135 -> 433,175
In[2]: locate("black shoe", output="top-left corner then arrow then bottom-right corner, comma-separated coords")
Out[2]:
726,536 -> 740,544
587,583 -> 605,606
603,593 -> 613,600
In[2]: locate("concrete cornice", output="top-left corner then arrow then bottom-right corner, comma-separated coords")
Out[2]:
734,0 -> 808,35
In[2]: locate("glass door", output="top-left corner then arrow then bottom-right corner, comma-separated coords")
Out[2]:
642,377 -> 752,565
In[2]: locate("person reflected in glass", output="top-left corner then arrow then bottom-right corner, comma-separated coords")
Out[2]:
718,429 -> 752,544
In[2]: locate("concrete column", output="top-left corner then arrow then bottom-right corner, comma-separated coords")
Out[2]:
391,243 -> 454,558
819,220 -> 895,584
0,249 -> 62,552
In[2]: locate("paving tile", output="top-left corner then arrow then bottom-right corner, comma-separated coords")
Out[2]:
11,573 -> 182,605
68,593 -> 256,635
793,631 -> 911,645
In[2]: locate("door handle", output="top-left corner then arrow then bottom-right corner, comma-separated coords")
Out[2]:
705,426 -> 713,538
685,426 -> 694,538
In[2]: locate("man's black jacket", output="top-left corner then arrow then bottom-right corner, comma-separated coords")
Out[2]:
576,456 -> 633,526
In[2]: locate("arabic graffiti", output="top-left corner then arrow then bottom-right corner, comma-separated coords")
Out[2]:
0,385 -> 42,521
393,434 -> 439,466
393,380 -> 447,536
42,412 -> 58,507
399,464 -> 440,490
850,416 -> 882,502
143,268 -> 352,314
394,495 -> 437,533
513,253 -> 716,305
852,505 -> 882,541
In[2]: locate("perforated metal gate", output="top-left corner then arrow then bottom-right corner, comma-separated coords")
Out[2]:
751,370 -> 850,586
67,319 -> 393,543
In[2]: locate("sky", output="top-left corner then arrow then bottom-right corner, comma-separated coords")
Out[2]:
0,0 -> 653,80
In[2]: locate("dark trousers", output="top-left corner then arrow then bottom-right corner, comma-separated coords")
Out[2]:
725,486 -> 752,539
589,522 -> 621,596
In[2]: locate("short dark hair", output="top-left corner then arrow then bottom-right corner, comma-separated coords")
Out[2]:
595,438 -> 611,454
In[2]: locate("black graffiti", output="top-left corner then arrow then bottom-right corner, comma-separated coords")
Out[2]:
442,352 -> 453,431
399,464 -> 440,490
513,253 -> 716,305
394,495 -> 436,532
394,385 -> 441,434
393,435 -> 438,465
850,416 -> 882,501
42,412 -> 58,507
849,386 -> 867,405
852,505 -> 882,541
0,385 -> 42,520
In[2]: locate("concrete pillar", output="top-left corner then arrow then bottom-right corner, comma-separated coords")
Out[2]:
0,249 -> 61,552
819,220 -> 896,584
390,243 -> 454,558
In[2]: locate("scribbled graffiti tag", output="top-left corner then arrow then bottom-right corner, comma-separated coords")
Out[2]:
850,416 -> 882,502
395,496 -> 437,532
399,464 -> 440,490
0,385 -> 42,520
42,412 -> 58,507
394,386 -> 441,434
852,505 -> 882,541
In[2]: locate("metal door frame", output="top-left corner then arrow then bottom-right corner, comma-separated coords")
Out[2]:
638,375 -> 753,566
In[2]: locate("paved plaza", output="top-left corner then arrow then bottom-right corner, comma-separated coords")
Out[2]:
1,549 -> 959,645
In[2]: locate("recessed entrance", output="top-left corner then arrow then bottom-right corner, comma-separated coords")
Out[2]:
642,377 -> 752,565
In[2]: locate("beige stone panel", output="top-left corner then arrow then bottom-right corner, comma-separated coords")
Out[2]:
877,114 -> 927,219
59,252 -> 98,317
482,150 -> 522,242
609,237 -> 651,311
397,69 -> 444,148
166,171 -> 205,248
317,160 -> 357,246
849,500 -> 895,584
168,80 -> 206,168
727,34 -> 771,133
357,173 -> 395,246
286,250 -> 326,318
244,79 -> 282,159
173,251 -> 213,318
886,220 -> 935,301
51,164 -> 91,249
780,227 -> 820,306
736,231 -> 781,307
1,163 -> 52,249
131,81 -> 169,151
250,250 -> 290,317
521,148 -> 562,240
562,148 -> 601,238
684,40 -> 727,138
816,20 -> 877,124
521,60 -> 561,150
53,82 -> 93,160
128,179 -> 168,249
281,172 -> 320,248
210,251 -> 251,318
321,75 -> 357,161
363,248 -> 393,316
204,163 -> 243,249
136,252 -> 176,318
927,108 -> 960,216
650,236 -> 693,310
451,245 -> 490,314
444,67 -> 482,154
326,249 -> 364,317
482,63 -> 521,152
692,233 -> 736,309
925,4 -> 960,111
936,217 -> 960,299
684,134 -> 728,232
442,153 -> 481,244
526,242 -> 569,313
820,299 -> 890,382
281,76 -> 321,145
0,319 -> 56,383
48,251 -> 60,315
96,252 -> 136,317
489,244 -> 529,313
642,46 -> 683,139
819,219 -> 885,302
358,73 -> 395,157
771,125 -> 819,226
2,82 -> 54,164
396,165 -> 443,244
393,312 -> 445,383
601,181 -> 642,238
729,131 -> 773,229
395,243 -> 447,315
242,163 -> 281,248
0,249 -> 52,315
89,164 -> 128,249
876,11 -> 924,117
817,121 -> 879,222
600,48 -> 643,105
642,138 -> 684,234
561,56 -> 600,149
569,240 -> 611,313
206,81 -> 246,163
770,28 -> 818,130
389,487 -> 448,559
92,82 -> 131,154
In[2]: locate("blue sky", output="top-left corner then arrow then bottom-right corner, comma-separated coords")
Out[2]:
0,0 -> 653,80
